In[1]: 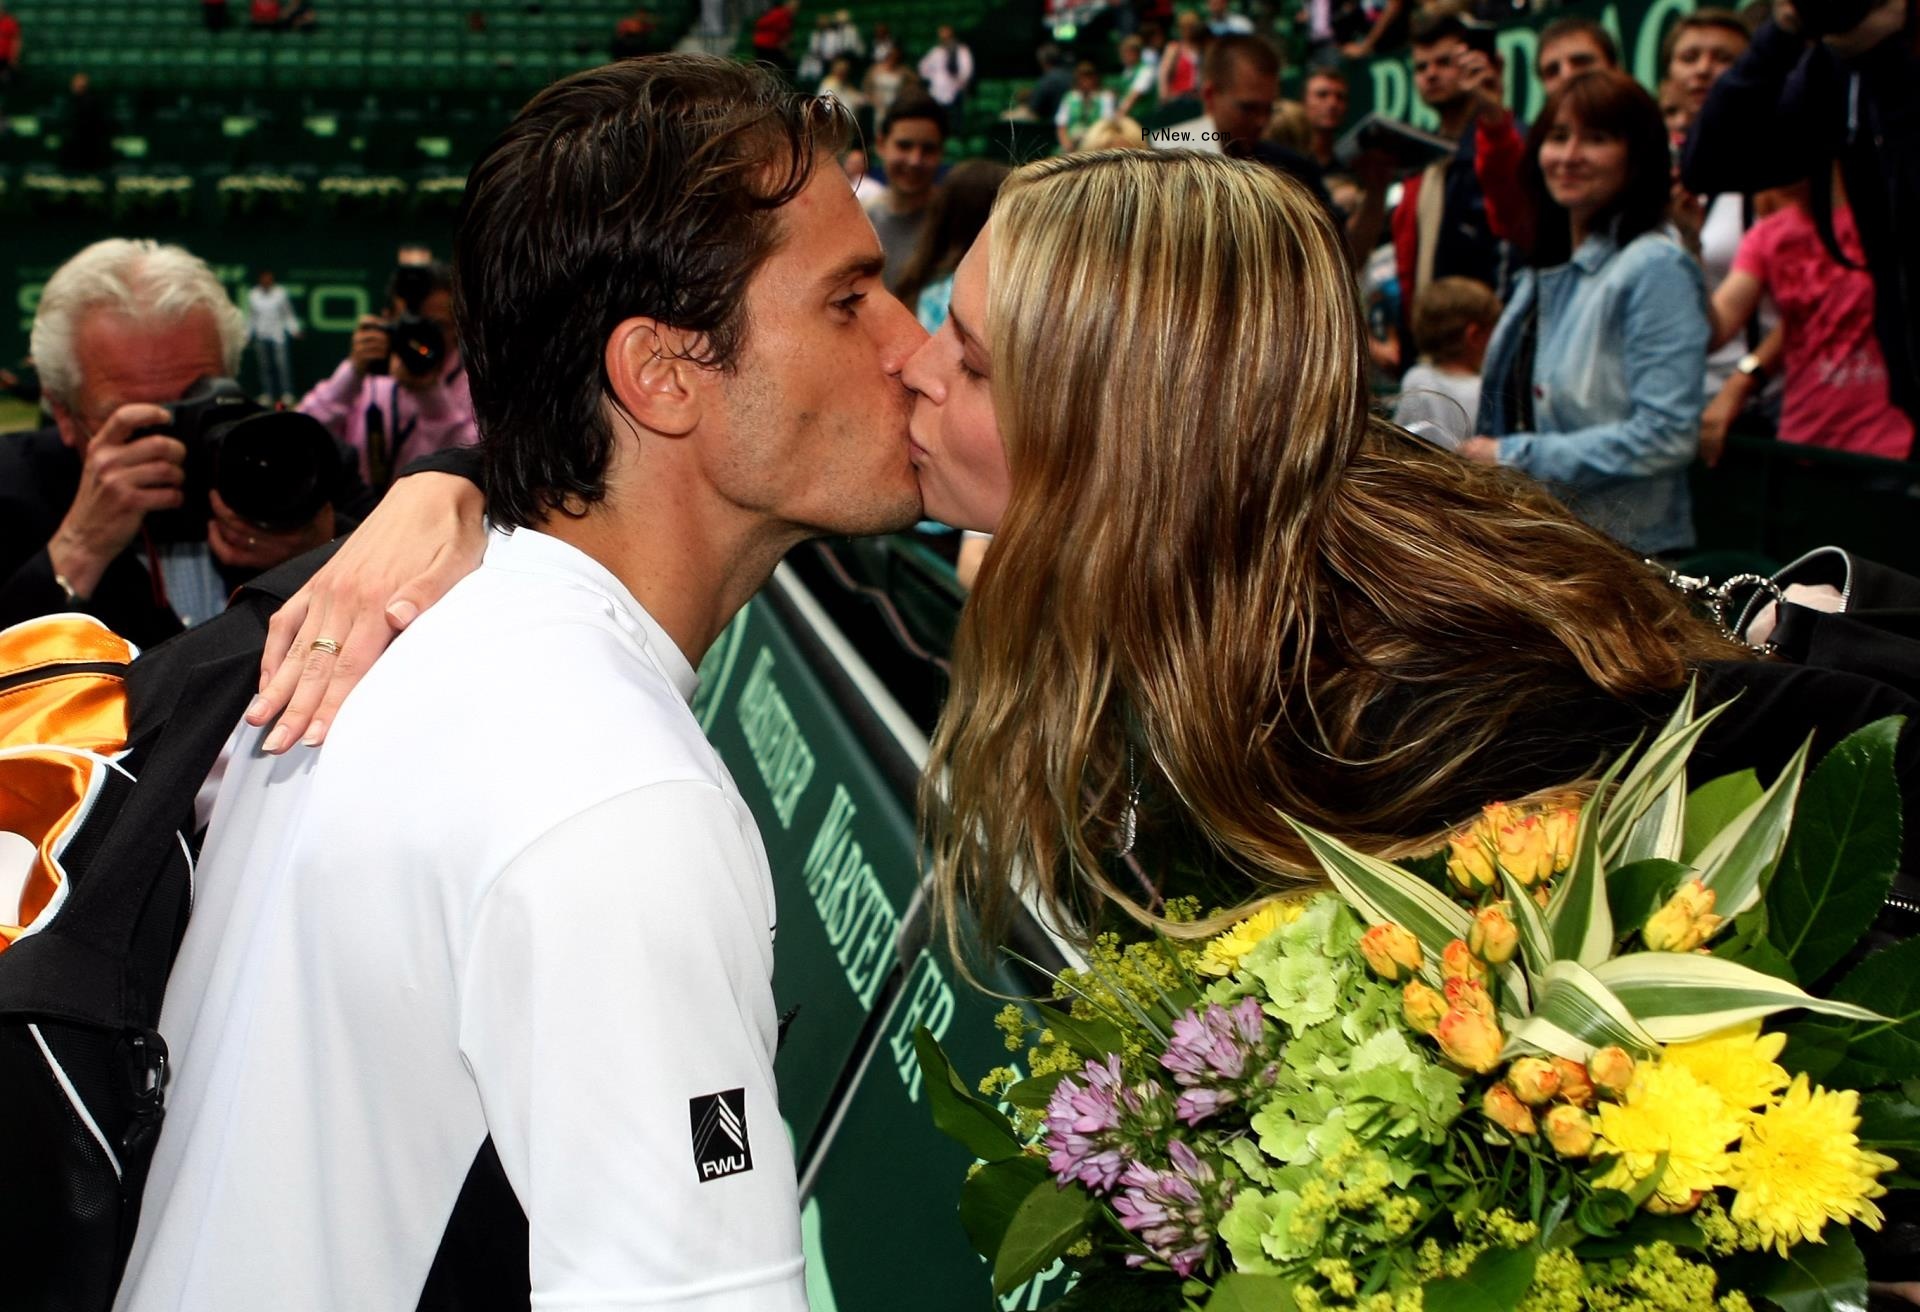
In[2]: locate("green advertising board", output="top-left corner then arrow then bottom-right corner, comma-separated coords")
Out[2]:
1344,0 -> 1706,129
691,569 -> 1076,1310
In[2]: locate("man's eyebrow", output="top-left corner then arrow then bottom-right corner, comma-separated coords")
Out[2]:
820,253 -> 886,290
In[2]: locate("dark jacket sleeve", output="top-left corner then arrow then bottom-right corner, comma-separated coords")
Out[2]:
1682,20 -> 1824,195
399,443 -> 483,486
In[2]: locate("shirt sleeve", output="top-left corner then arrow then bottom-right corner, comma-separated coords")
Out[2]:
1731,216 -> 1773,284
1496,246 -> 1709,488
458,784 -> 807,1312
295,358 -> 366,440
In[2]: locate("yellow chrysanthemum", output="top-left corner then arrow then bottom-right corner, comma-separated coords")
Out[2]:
1729,1074 -> 1898,1257
1195,898 -> 1306,976
1593,1060 -> 1744,1208
1661,1021 -> 1790,1115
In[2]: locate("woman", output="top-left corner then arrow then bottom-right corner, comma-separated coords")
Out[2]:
1156,13 -> 1205,115
1056,62 -> 1118,153
894,159 -> 1011,332
862,45 -> 915,121
255,151 -> 1777,943
1468,69 -> 1709,560
1709,169 -> 1914,461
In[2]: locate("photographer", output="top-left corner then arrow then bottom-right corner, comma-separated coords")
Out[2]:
296,261 -> 478,491
0,239 -> 348,646
1681,0 -> 1920,426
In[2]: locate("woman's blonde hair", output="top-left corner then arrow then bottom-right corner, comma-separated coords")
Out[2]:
924,150 -> 1735,949
1077,116 -> 1146,151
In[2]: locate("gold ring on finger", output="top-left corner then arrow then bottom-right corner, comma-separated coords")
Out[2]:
310,637 -> 342,656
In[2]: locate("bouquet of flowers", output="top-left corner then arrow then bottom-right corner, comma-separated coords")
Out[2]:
918,691 -> 1916,1311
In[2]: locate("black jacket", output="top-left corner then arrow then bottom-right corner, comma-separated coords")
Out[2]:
1681,19 -> 1920,425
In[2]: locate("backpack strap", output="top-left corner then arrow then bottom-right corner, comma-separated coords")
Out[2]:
0,542 -> 341,1030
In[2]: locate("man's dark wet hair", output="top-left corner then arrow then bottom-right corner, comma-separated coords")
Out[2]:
454,54 -> 852,529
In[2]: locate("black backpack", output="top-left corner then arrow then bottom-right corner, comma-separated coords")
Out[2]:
0,552 -> 323,1311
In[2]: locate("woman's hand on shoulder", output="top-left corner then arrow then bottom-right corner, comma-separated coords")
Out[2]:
1460,436 -> 1501,465
248,470 -> 488,752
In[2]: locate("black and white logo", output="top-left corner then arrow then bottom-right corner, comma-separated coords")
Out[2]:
689,1088 -> 754,1182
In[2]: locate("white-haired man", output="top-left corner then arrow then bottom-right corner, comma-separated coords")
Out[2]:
0,239 -> 341,645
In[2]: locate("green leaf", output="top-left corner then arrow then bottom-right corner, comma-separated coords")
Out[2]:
1711,906 -> 1797,982
1720,1225 -> 1866,1312
1857,1092 -> 1920,1172
1591,951 -> 1881,1044
1790,937 -> 1920,1086
959,1154 -> 1050,1260
915,1027 -> 1024,1163
1767,717 -> 1906,984
1683,770 -> 1762,864
1547,749 -> 1630,967
1605,859 -> 1692,939
1047,1265 -> 1186,1311
1499,865 -> 1558,977
992,1173 -> 1096,1295
1032,1003 -> 1127,1064
1694,736 -> 1814,918
1503,960 -> 1660,1061
1006,1072 -> 1068,1112
1602,683 -> 1733,866
1778,1018 -> 1850,1084
1203,1274 -> 1302,1311
1283,817 -> 1476,986
1422,1245 -> 1539,1312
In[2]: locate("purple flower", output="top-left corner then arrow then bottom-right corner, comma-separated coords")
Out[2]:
1161,998 -> 1267,1085
1045,1055 -> 1159,1194
1112,1140 -> 1232,1278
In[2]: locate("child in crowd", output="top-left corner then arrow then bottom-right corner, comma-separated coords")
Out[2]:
1392,276 -> 1500,449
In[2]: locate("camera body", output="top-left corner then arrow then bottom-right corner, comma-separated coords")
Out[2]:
363,313 -> 448,380
365,261 -> 451,380
1799,0 -> 1879,38
132,377 -> 342,534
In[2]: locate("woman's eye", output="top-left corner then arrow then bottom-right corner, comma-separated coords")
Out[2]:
959,358 -> 985,381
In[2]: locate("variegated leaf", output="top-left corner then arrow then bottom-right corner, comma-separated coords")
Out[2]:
1591,951 -> 1884,1044
1693,735 -> 1813,918
1600,684 -> 1733,866
1546,750 -> 1628,967
1497,866 -> 1556,984
1501,959 -> 1659,1061
1285,817 -> 1470,987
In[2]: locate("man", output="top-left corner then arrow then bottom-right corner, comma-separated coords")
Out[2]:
917,25 -> 974,132
296,260 -> 478,491
114,55 -> 923,1311
1302,65 -> 1348,167
1029,42 -> 1074,127
1684,0 -> 1919,426
245,268 -> 301,405
1663,8 -> 1752,120
1152,33 -> 1281,153
750,0 -> 799,75
1535,14 -> 1617,99
0,239 -> 339,646
864,96 -> 946,291
1205,0 -> 1254,36
1389,13 -> 1527,336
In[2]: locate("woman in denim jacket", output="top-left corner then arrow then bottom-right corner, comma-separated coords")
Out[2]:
1466,70 -> 1709,559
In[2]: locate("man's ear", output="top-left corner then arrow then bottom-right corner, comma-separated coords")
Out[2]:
604,318 -> 709,439
49,398 -> 86,452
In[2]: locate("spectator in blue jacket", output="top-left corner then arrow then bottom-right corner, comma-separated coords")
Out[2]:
1464,70 -> 1708,559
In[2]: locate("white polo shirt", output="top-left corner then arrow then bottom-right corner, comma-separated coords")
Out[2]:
116,528 -> 807,1312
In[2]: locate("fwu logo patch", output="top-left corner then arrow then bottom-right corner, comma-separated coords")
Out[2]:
689,1088 -> 754,1182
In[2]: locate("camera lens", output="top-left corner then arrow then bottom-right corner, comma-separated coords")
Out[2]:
212,410 -> 339,531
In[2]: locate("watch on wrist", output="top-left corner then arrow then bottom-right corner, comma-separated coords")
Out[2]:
1736,352 -> 1771,387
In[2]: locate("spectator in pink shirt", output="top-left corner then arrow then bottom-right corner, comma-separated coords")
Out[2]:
1709,170 -> 1914,463
298,262 -> 478,491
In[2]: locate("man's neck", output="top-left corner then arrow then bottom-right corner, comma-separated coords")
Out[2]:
1312,127 -> 1335,164
883,186 -> 928,216
537,479 -> 801,672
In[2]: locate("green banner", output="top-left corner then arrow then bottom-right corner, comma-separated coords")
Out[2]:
693,582 -> 1071,1309
1345,0 -> 1704,131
